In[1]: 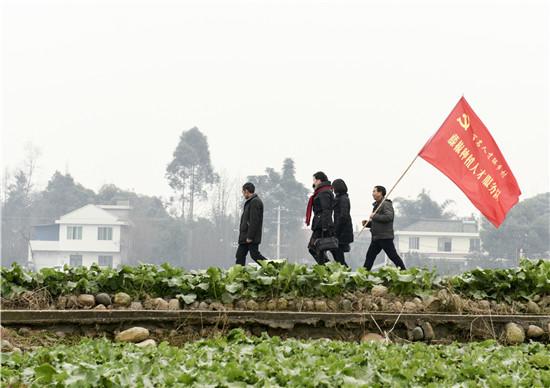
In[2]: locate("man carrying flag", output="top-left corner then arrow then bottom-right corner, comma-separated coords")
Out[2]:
362,185 -> 406,271
358,96 -> 521,268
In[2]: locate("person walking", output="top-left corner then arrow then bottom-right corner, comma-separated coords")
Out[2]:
236,182 -> 267,265
306,171 -> 335,265
362,185 -> 406,271
332,179 -> 353,267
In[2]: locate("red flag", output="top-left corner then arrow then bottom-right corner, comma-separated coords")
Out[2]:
419,97 -> 521,227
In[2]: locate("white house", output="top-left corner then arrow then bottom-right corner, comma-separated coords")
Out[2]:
28,203 -> 131,270
395,219 -> 480,260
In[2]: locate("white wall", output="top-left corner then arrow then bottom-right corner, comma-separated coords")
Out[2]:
397,234 -> 474,255
32,251 -> 121,270
30,224 -> 123,269
59,224 -> 121,252
28,204 -> 129,269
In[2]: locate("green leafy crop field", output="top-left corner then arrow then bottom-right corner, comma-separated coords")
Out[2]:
2,259 -> 549,305
2,330 -> 549,387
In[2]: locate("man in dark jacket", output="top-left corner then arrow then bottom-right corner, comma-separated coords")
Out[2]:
306,171 -> 336,264
236,182 -> 267,265
332,179 -> 353,267
362,185 -> 406,271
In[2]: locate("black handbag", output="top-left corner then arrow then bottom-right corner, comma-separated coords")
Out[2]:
314,235 -> 339,251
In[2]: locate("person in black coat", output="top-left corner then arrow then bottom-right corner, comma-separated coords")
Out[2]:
306,171 -> 336,264
332,179 -> 353,267
236,182 -> 267,265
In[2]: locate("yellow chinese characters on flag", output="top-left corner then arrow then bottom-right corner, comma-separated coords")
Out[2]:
419,97 -> 521,227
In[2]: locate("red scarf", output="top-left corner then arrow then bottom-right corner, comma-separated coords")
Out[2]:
305,185 -> 333,226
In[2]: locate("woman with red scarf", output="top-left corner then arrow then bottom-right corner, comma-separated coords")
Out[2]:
305,171 -> 336,264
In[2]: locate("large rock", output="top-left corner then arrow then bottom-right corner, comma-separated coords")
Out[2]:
504,323 -> 525,344
539,295 -> 550,308
246,300 -> 259,311
527,325 -> 544,338
404,302 -> 417,311
168,299 -> 181,310
369,302 -> 380,312
95,293 -> 111,306
266,299 -> 277,311
303,299 -> 315,311
421,322 -> 435,341
135,339 -> 156,348
449,295 -> 465,312
392,301 -> 403,311
188,301 -> 199,310
378,298 -> 389,311
209,302 -> 224,311
340,299 -> 352,312
371,285 -> 389,298
411,327 -> 424,341
115,327 -> 149,343
114,293 -> 132,307
235,300 -> 247,310
1,339 -> 14,352
142,298 -> 154,309
130,301 -> 144,310
423,297 -> 441,312
327,300 -> 338,311
315,300 -> 328,312
143,297 -> 169,310
277,298 -> 288,310
77,294 -> 96,308
361,333 -> 386,343
153,298 -> 169,310
526,301 -> 541,314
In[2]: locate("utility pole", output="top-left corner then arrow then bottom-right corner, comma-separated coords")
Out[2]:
276,206 -> 281,259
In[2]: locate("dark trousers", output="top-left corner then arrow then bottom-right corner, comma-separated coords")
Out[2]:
235,243 -> 266,265
308,232 -> 349,267
364,239 -> 406,271
331,245 -> 349,267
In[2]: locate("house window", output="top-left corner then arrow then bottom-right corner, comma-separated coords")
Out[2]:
69,255 -> 83,267
409,237 -> 420,250
67,226 -> 82,240
98,255 -> 113,268
469,238 -> 481,252
98,227 -> 113,240
438,238 -> 452,252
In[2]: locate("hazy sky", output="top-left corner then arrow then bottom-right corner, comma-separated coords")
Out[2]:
2,0 -> 549,223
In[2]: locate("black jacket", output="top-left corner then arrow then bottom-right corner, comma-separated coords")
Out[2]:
238,194 -> 264,244
334,193 -> 354,244
311,181 -> 335,233
367,199 -> 395,241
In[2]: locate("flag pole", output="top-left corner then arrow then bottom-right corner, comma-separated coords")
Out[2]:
356,153 -> 420,238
